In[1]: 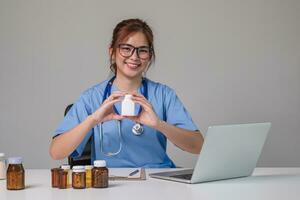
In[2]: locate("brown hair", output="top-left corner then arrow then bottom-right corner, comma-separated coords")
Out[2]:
109,18 -> 155,74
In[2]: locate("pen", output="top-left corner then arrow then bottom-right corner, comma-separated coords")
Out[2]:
129,169 -> 139,176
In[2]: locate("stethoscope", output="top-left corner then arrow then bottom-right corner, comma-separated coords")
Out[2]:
98,76 -> 148,156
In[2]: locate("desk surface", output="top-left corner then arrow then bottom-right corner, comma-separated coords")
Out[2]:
0,168 -> 299,200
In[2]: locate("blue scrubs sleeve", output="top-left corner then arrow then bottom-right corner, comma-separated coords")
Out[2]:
53,93 -> 93,158
164,88 -> 199,131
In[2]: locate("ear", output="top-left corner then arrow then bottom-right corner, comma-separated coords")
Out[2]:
109,48 -> 115,60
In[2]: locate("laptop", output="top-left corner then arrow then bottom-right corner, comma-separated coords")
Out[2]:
149,122 -> 271,184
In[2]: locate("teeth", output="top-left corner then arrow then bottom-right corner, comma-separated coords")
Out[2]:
126,63 -> 139,68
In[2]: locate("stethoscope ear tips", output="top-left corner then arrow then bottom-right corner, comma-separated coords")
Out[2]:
132,123 -> 144,136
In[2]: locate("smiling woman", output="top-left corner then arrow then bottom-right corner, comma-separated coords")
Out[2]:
49,18 -> 204,168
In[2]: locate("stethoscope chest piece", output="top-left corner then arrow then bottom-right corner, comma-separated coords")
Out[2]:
132,123 -> 144,136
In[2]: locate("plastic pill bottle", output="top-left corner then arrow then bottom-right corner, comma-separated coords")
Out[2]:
121,94 -> 135,116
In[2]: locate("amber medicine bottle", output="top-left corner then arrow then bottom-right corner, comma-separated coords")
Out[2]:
92,160 -> 108,188
51,168 -> 63,188
6,157 -> 25,190
61,164 -> 71,187
72,166 -> 86,189
58,170 -> 68,189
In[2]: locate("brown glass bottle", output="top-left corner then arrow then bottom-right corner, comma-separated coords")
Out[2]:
92,160 -> 108,188
72,166 -> 86,189
58,170 -> 68,189
6,157 -> 25,190
60,164 -> 71,187
51,168 -> 63,188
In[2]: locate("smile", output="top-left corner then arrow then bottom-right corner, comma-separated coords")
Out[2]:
125,62 -> 141,69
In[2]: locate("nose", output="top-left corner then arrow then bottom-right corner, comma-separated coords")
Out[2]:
130,49 -> 140,60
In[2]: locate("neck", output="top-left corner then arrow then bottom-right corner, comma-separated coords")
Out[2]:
113,74 -> 142,93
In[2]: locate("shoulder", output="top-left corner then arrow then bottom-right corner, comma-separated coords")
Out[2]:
75,79 -> 109,104
145,78 -> 178,107
146,78 -> 176,95
82,80 -> 108,96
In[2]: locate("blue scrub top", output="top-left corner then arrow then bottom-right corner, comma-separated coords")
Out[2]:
54,78 -> 199,168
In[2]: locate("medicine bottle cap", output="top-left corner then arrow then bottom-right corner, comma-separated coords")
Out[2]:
85,165 -> 93,170
61,165 -> 71,170
94,160 -> 106,167
8,157 -> 22,164
72,165 -> 85,170
73,168 -> 85,173
124,94 -> 132,100
0,153 -> 5,158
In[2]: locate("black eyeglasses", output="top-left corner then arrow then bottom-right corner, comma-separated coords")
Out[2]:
118,44 -> 152,59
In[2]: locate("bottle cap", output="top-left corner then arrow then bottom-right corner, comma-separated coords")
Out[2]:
124,94 -> 132,100
72,165 -> 85,170
94,160 -> 106,167
72,165 -> 85,173
0,153 -> 5,158
61,165 -> 71,170
72,168 -> 85,173
8,157 -> 22,164
85,165 -> 93,170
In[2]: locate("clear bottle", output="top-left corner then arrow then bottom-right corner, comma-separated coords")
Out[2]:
92,160 -> 109,188
85,165 -> 93,188
51,168 -> 62,188
121,94 -> 135,116
0,153 -> 6,180
6,157 -> 25,190
72,166 -> 86,189
61,164 -> 71,187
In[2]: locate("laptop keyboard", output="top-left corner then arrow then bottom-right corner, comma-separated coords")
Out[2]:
170,173 -> 193,180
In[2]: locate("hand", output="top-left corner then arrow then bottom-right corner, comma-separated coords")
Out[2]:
126,92 -> 160,128
90,91 -> 126,125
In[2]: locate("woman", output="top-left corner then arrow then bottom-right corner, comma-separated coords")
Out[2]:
50,18 -> 204,168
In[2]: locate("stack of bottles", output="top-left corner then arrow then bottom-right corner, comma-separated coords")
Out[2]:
51,160 -> 108,189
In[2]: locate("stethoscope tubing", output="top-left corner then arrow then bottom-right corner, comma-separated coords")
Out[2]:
98,76 -> 148,156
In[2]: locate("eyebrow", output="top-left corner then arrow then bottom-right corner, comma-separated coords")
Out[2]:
120,43 -> 150,48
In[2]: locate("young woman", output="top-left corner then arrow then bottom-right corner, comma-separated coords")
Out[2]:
50,18 -> 204,168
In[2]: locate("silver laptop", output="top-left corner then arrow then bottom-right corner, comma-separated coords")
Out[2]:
149,122 -> 271,184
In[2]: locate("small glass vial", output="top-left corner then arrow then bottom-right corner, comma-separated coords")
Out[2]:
0,153 -> 6,180
6,157 -> 25,190
72,166 -> 86,189
51,168 -> 62,188
85,165 -> 93,188
61,164 -> 71,187
92,160 -> 108,188
58,170 -> 68,189
121,94 -> 135,116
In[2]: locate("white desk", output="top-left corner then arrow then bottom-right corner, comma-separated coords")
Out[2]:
0,168 -> 299,200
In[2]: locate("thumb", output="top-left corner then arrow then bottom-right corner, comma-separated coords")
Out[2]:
126,116 -> 139,123
112,114 -> 125,121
